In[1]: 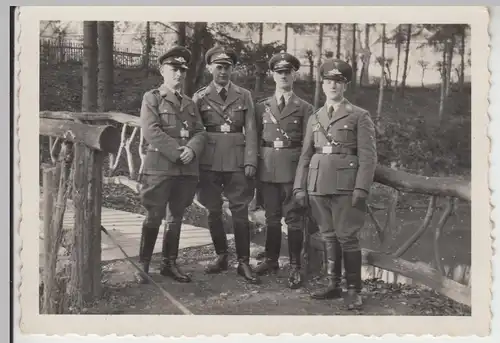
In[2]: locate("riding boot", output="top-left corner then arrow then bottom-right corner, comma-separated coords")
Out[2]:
135,225 -> 159,284
254,225 -> 281,275
235,221 -> 260,284
333,236 -> 343,287
287,229 -> 303,289
343,250 -> 363,310
160,223 -> 191,283
310,238 -> 342,299
205,212 -> 229,274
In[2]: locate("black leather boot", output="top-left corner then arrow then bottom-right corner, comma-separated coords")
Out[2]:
135,225 -> 159,284
287,229 -> 303,289
160,223 -> 191,283
310,238 -> 342,299
333,236 -> 343,287
343,250 -> 363,310
235,221 -> 260,284
254,225 -> 281,275
237,258 -> 260,284
205,212 -> 229,274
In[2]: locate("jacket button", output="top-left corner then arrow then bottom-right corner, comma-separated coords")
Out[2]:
344,125 -> 348,128
350,162 -> 354,166
276,128 -> 280,131
155,148 -> 159,152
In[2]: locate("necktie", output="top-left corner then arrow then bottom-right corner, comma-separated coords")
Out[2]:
175,91 -> 182,104
278,95 -> 285,112
328,105 -> 334,120
219,88 -> 227,102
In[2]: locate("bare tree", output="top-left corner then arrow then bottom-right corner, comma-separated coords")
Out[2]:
284,23 -> 289,50
375,24 -> 386,127
97,21 -> 114,113
177,22 -> 187,46
359,24 -> 372,87
336,24 -> 342,59
314,24 -> 324,109
392,25 -> 404,100
417,59 -> 429,87
351,24 -> 357,90
82,21 -> 98,112
400,24 -> 412,96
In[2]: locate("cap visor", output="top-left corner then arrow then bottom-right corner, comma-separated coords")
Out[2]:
212,60 -> 233,65
274,67 -> 293,72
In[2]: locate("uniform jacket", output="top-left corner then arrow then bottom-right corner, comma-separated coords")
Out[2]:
140,84 -> 207,176
293,98 -> 377,195
255,93 -> 314,183
192,81 -> 258,172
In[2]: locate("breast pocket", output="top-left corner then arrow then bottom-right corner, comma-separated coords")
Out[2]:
230,103 -> 247,123
285,114 -> 303,132
337,124 -> 356,143
159,112 -> 177,127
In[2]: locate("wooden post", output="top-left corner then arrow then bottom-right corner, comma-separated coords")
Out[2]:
42,167 -> 56,314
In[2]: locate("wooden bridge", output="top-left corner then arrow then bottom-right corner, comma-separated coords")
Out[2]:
39,110 -> 472,314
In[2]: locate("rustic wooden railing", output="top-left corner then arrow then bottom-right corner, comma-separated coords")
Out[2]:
39,110 -> 471,310
40,115 -> 121,313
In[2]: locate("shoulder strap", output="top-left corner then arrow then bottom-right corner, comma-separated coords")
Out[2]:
263,102 -> 290,141
314,110 -> 338,145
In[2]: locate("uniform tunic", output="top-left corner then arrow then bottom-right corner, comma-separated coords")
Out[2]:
255,92 -> 313,231
139,84 -> 207,228
293,98 -> 377,250
192,81 -> 258,259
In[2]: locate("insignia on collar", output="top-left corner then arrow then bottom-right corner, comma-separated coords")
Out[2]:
326,68 -> 342,76
174,57 -> 186,63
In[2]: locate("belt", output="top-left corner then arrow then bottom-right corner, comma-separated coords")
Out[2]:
205,125 -> 243,133
315,146 -> 357,155
261,140 -> 302,149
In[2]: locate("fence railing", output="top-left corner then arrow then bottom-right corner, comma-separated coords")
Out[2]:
40,110 -> 471,312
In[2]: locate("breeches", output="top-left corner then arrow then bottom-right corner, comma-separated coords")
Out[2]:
308,194 -> 367,251
260,181 -> 304,232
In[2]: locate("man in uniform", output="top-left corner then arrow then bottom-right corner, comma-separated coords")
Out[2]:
253,51 -> 313,289
192,46 -> 260,284
293,59 -> 377,309
137,46 -> 207,284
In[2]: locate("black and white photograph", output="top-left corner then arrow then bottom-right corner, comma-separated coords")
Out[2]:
14,5 -> 492,337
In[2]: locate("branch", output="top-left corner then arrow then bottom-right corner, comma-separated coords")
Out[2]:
393,195 -> 437,257
374,165 -> 471,201
40,111 -> 140,127
363,249 -> 471,307
40,118 -> 121,154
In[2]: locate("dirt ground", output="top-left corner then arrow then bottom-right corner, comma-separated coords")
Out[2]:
84,239 -> 470,316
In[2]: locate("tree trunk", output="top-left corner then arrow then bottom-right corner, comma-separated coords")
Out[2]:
360,24 -> 371,87
314,24 -> 324,109
254,23 -> 265,93
97,21 -> 114,113
400,24 -> 412,96
143,21 -> 151,74
445,35 -> 455,97
375,24 -> 385,126
351,24 -> 357,90
82,22 -> 98,112
393,25 -> 402,100
438,45 -> 447,123
336,24 -> 341,59
460,30 -> 465,91
177,22 -> 187,46
284,23 -> 288,51
184,22 -> 208,97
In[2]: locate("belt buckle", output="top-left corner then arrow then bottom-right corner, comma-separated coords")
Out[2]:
273,139 -> 284,149
322,145 -> 333,154
220,123 -> 230,133
180,128 -> 190,138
